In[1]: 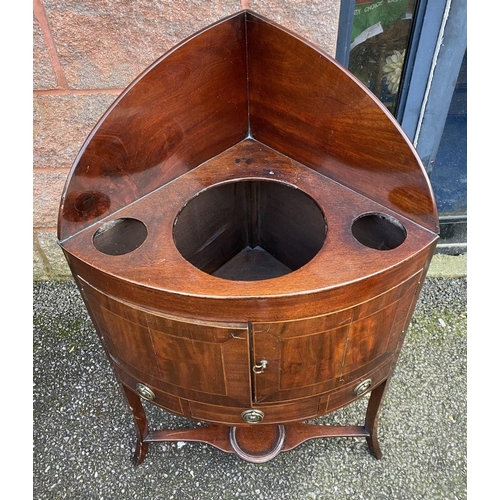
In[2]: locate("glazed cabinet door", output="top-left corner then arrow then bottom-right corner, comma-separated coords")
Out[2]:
77,278 -> 252,408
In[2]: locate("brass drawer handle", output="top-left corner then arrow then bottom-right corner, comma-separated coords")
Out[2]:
252,360 -> 268,374
241,409 -> 265,423
136,383 -> 156,401
353,379 -> 372,397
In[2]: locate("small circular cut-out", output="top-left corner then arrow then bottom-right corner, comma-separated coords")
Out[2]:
351,213 -> 407,250
93,218 -> 148,256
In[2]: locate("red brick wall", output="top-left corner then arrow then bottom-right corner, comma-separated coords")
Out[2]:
33,0 -> 340,280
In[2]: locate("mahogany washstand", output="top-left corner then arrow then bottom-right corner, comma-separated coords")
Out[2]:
57,10 -> 439,464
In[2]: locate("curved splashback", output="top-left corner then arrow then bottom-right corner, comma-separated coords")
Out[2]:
58,13 -> 248,241
59,10 -> 438,242
246,12 -> 438,233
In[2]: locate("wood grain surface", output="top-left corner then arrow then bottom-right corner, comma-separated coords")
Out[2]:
58,10 -> 439,463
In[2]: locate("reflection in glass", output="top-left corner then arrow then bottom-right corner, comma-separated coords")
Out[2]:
348,0 -> 418,115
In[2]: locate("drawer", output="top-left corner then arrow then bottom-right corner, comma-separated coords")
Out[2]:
325,358 -> 394,414
113,361 -> 250,410
188,397 -> 320,426
116,365 -> 185,418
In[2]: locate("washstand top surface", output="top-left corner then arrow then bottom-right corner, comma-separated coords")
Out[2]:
58,11 -> 439,305
60,139 -> 437,304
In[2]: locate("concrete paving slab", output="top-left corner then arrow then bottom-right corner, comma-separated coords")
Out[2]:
428,253 -> 467,278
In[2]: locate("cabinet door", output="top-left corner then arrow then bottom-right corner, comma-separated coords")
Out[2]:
251,309 -> 352,403
78,278 -> 251,407
252,273 -> 420,404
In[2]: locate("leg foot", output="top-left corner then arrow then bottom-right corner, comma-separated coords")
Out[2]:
366,434 -> 382,460
133,438 -> 149,466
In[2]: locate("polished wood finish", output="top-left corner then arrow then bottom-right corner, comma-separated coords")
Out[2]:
247,12 -> 438,233
58,10 -> 439,465
58,13 -> 248,240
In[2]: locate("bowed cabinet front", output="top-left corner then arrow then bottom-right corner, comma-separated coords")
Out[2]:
73,262 -> 424,461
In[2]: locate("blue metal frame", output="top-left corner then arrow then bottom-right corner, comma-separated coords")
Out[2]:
335,0 -> 355,67
336,0 -> 466,153
409,0 -> 467,169
394,0 -> 430,127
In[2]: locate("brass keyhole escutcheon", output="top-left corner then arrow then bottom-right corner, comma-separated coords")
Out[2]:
136,383 -> 156,401
353,379 -> 372,397
252,360 -> 268,374
241,409 -> 265,423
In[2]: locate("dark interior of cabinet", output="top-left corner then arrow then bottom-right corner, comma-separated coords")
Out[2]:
173,180 -> 327,281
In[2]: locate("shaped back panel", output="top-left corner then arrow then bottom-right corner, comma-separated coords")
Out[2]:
246,12 -> 438,233
59,11 -> 438,242
58,13 -> 248,241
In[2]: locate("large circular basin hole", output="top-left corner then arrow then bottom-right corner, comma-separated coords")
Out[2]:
351,213 -> 407,250
93,218 -> 148,256
173,180 -> 327,281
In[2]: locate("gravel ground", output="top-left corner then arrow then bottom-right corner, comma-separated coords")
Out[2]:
33,277 -> 466,500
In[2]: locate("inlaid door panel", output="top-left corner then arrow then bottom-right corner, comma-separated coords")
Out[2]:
149,325 -> 250,403
78,278 -> 251,405
79,280 -> 162,377
252,309 -> 352,403
251,272 -> 421,404
341,301 -> 399,376
340,273 -> 420,382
